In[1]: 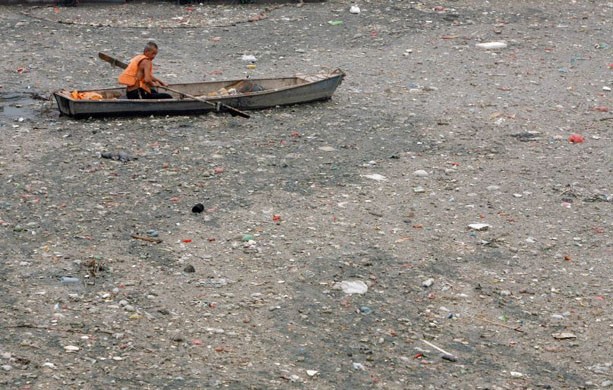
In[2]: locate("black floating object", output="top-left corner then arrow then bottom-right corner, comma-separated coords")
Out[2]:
100,151 -> 136,162
192,203 -> 204,213
184,264 -> 196,273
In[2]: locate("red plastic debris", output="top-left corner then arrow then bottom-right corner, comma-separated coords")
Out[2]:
182,239 -> 192,243
568,134 -> 584,143
214,167 -> 224,174
272,214 -> 281,222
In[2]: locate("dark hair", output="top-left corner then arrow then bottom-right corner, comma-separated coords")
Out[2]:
144,41 -> 158,52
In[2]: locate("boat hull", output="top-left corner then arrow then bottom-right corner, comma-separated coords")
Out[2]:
53,70 -> 345,119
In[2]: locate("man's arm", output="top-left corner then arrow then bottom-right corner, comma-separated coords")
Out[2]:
152,75 -> 167,87
140,59 -> 153,87
140,59 -> 167,87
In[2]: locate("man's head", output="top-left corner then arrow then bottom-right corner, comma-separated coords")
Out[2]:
143,41 -> 159,59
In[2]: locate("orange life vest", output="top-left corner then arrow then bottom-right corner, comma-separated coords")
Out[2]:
70,90 -> 104,100
118,54 -> 152,93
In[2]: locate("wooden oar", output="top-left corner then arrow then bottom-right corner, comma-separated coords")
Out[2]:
98,52 -> 250,119
156,85 -> 250,118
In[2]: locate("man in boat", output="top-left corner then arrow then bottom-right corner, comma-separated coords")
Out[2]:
118,41 -> 172,99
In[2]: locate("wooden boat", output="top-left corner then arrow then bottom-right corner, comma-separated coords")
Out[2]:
53,69 -> 345,119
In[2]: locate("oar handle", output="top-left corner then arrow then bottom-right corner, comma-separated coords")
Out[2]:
159,86 -> 250,119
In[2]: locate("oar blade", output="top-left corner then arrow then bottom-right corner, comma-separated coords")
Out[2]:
98,52 -> 128,69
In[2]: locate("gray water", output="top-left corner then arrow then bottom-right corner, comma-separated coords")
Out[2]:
0,93 -> 41,121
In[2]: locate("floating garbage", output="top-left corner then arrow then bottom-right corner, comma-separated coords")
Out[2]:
568,133 -> 584,143
362,174 -> 387,181
100,151 -> 136,162
334,280 -> 368,294
552,332 -> 577,340
241,54 -> 257,62
468,223 -> 491,231
60,276 -> 80,285
476,41 -> 508,50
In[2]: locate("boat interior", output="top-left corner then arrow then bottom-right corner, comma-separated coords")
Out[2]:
56,70 -> 343,101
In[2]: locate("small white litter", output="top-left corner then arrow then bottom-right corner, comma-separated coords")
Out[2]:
241,54 -> 257,62
334,280 -> 368,294
475,41 -> 508,50
468,223 -> 491,231
362,174 -> 387,181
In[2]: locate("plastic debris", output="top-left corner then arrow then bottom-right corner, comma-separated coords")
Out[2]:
552,332 -> 577,340
100,151 -> 136,162
60,276 -> 80,285
362,174 -> 387,181
334,280 -> 368,294
468,223 -> 491,231
568,134 -> 585,143
359,306 -> 373,314
350,5 -> 360,14
475,41 -> 508,50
